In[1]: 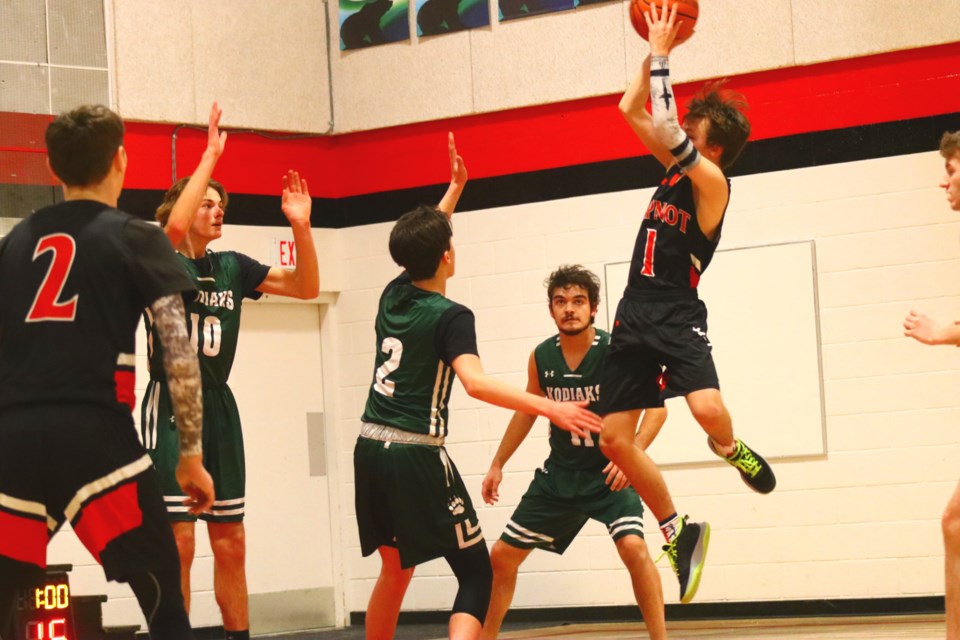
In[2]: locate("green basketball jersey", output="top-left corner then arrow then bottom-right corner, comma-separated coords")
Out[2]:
145,251 -> 269,387
361,273 -> 477,437
535,328 -> 610,470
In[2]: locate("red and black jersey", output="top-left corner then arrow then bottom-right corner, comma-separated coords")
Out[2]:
0,200 -> 196,413
626,164 -> 729,293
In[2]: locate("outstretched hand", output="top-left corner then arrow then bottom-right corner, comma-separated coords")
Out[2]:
205,101 -> 227,159
482,466 -> 502,505
645,2 -> 682,56
548,400 -> 603,440
449,131 -> 467,188
602,461 -> 630,492
904,309 -> 943,345
281,170 -> 311,225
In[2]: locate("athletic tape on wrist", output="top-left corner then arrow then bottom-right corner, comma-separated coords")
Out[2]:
650,55 -> 700,170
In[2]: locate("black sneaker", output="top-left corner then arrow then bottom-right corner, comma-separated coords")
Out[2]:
659,516 -> 710,604
709,437 -> 776,494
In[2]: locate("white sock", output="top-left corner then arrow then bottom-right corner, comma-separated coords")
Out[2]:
659,513 -> 680,542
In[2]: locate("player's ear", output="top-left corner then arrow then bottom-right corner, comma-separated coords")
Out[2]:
113,146 -> 128,175
45,157 -> 61,185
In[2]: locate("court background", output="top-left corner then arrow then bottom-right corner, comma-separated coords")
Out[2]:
2,0 -> 960,631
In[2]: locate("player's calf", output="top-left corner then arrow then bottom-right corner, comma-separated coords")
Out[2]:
445,543 -> 493,623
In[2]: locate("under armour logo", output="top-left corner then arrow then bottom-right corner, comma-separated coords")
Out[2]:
692,326 -> 712,346
544,370 -> 555,378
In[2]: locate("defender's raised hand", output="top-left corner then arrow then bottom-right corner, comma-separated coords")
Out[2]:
281,170 -> 311,225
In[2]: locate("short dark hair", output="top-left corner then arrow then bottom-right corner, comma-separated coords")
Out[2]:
45,105 -> 124,186
389,205 -> 453,280
545,264 -> 601,309
941,131 -> 960,160
686,81 -> 750,169
155,176 -> 229,227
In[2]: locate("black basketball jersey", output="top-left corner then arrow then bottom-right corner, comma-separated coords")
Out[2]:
0,200 -> 196,413
626,165 -> 729,293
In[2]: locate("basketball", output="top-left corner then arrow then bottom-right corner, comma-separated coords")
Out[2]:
629,0 -> 698,44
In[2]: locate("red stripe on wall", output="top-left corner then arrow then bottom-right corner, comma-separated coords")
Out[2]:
4,42 -> 960,197
0,509 -> 47,567
71,481 -> 142,562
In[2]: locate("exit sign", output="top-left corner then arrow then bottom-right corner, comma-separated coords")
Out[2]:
272,238 -> 296,268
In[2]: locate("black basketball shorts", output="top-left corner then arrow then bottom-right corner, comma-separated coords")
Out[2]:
599,293 -> 720,414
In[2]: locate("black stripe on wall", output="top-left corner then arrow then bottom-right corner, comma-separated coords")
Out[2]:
3,111 -> 959,228
348,595 -> 945,626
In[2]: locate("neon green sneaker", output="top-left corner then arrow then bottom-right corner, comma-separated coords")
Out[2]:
709,438 -> 776,494
657,516 -> 710,604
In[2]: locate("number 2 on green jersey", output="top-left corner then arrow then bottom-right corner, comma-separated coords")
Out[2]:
374,337 -> 403,396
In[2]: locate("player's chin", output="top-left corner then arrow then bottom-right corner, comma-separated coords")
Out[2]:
559,324 -> 589,336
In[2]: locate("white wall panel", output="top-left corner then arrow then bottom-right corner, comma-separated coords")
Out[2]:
624,0 -> 795,86
471,3 -> 625,114
792,0 -> 960,65
191,0 -> 331,133
327,150 -> 960,613
112,0 -> 195,122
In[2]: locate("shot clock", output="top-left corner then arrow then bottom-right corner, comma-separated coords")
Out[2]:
10,565 -> 75,640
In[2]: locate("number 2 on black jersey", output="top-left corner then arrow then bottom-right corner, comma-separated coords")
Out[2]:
26,233 -> 79,322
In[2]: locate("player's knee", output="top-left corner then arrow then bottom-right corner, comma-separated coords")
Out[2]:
172,525 -> 196,562
943,506 -> 960,548
615,534 -> 648,565
210,525 -> 246,566
446,544 -> 493,622
690,396 -> 725,426
489,541 -> 521,576
599,430 -> 629,460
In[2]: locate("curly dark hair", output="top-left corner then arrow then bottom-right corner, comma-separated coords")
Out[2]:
545,264 -> 601,309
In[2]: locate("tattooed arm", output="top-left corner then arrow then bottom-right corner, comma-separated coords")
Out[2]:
150,293 -> 214,514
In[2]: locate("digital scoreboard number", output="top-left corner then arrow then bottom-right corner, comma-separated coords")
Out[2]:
10,566 -> 75,640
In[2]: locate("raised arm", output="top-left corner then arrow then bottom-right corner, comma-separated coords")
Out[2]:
437,132 -> 468,219
645,2 -> 729,238
620,55 -> 675,169
149,293 -> 214,514
163,102 -> 227,247
452,353 -> 601,438
482,352 -> 542,505
255,170 -> 320,299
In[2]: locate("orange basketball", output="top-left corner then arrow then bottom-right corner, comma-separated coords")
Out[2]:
629,0 -> 698,44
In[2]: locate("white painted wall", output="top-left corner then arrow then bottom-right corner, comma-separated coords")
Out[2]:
40,149 -> 960,624
331,149 -> 960,613
105,0 -> 960,133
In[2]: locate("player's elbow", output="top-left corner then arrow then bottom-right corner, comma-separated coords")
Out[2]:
460,375 -> 488,400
